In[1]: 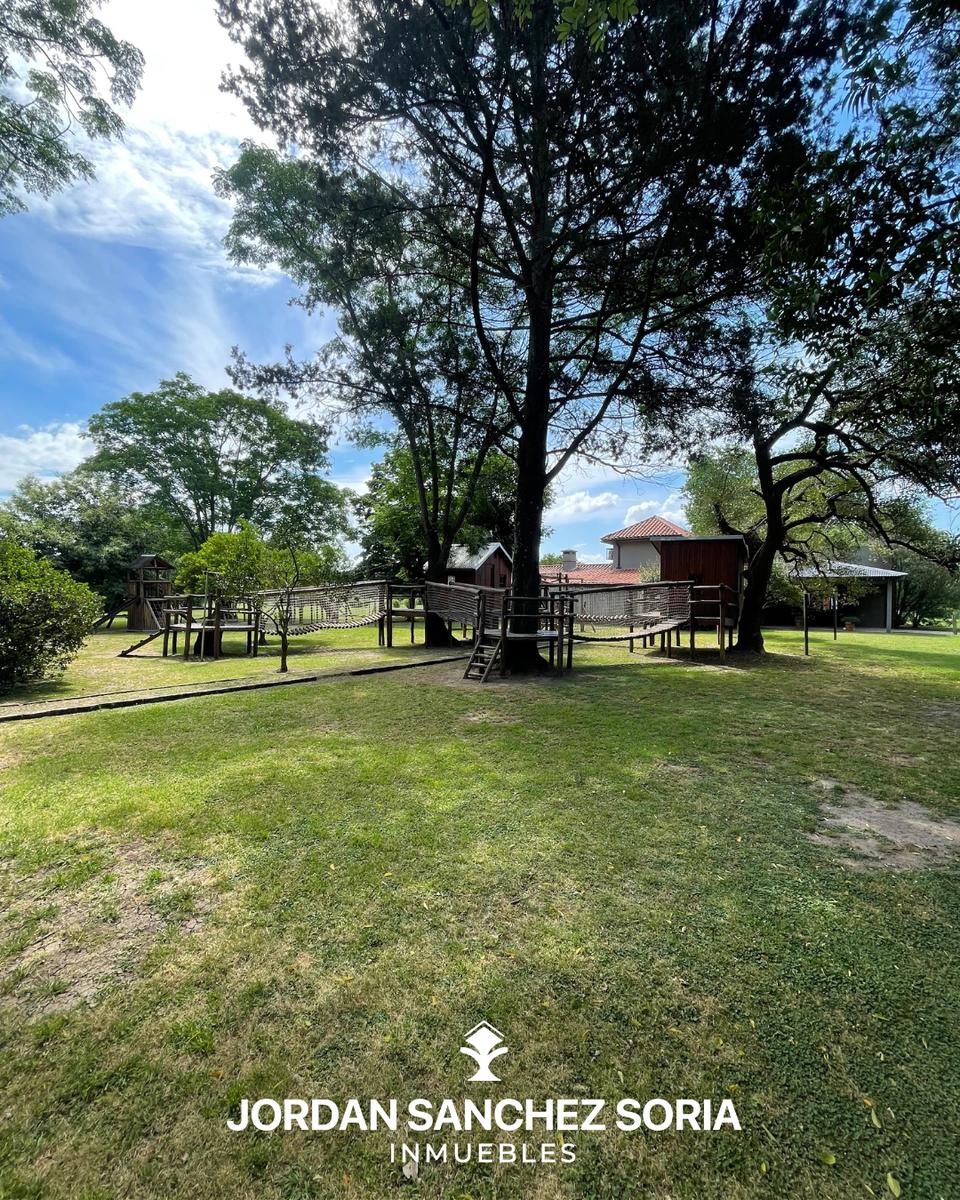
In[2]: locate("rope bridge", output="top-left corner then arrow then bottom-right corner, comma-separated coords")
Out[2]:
423,582 -> 504,628
567,582 -> 690,642
259,581 -> 388,635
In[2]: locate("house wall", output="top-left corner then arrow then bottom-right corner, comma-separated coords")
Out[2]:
659,540 -> 744,592
447,548 -> 512,590
611,541 -> 660,570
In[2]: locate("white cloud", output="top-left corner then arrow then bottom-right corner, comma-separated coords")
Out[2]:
0,423 -> 93,491
546,489 -> 621,523
30,0 -> 275,280
623,492 -> 687,526
0,317 -> 74,373
622,499 -> 659,522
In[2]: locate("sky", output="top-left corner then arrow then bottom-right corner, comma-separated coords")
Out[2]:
1,2 -> 950,562
0,0 -> 690,563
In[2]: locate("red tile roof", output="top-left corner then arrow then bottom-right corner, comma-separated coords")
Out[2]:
539,564 -> 644,585
601,516 -> 689,542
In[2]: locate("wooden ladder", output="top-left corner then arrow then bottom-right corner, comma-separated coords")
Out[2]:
118,628 -> 164,657
463,632 -> 503,682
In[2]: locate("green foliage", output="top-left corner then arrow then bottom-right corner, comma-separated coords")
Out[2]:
85,373 -> 349,550
355,446 -> 519,580
0,471 -> 188,608
892,549 -> 960,627
216,145 -> 508,584
175,523 -> 347,598
0,0 -> 143,215
447,0 -> 639,49
0,538 -> 100,690
218,0 -> 856,610
175,523 -> 275,599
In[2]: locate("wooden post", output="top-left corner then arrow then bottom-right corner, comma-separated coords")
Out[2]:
629,623 -> 635,653
183,599 -> 193,660
213,598 -> 222,660
688,583 -> 696,658
833,589 -> 838,641
548,593 -> 555,669
500,588 -> 510,676
803,588 -> 810,656
718,590 -> 726,663
253,608 -> 260,656
410,589 -> 415,645
162,607 -> 170,658
386,583 -> 394,648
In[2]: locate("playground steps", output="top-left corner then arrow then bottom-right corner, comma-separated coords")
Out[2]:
118,629 -> 164,657
463,633 -> 503,682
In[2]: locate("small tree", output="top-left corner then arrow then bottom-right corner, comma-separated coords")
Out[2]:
0,539 -> 100,690
263,544 -> 301,674
175,522 -> 273,601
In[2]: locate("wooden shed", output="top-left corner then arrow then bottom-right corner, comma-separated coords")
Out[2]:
126,554 -> 175,631
654,535 -> 747,595
445,543 -> 513,590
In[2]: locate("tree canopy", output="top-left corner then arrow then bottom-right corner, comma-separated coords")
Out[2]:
355,446 -> 519,581
0,470 -> 189,609
218,0 -> 857,664
85,373 -> 351,551
0,0 -> 143,215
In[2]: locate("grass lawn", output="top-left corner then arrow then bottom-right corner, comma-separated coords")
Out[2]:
0,630 -> 958,1198
0,620 -> 446,708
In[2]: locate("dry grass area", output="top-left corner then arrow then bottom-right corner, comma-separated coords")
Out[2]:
809,779 -> 960,872
1,835 -> 212,1015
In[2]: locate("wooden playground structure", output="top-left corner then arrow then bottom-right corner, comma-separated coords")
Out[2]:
116,577 -> 740,682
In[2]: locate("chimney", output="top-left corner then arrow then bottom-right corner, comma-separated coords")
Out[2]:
562,549 -> 578,574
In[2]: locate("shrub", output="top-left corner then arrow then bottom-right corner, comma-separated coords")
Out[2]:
0,540 -> 101,690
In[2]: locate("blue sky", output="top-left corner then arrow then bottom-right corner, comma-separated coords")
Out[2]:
0,0 -> 687,562
3,1 -> 949,561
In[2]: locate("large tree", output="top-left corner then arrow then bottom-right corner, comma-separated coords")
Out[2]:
684,303 -> 960,651
85,373 -> 351,551
218,147 -> 512,643
0,470 -> 188,610
0,0 -> 143,215
355,445 -> 519,582
218,0 -> 851,667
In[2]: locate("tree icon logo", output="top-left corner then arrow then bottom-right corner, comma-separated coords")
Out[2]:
460,1021 -> 509,1083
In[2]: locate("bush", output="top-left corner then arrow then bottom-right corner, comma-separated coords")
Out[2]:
0,540 -> 101,690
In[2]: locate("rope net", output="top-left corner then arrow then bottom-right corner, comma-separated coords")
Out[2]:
260,581 -> 388,635
569,583 -> 690,638
423,582 -> 504,626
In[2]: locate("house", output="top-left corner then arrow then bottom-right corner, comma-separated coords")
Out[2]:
541,522 -> 748,606
445,543 -> 512,589
601,516 -> 689,570
794,560 -> 908,632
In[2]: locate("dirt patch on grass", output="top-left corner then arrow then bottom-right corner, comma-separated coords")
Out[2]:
923,700 -> 960,728
809,779 -> 960,871
0,836 -> 212,1015
462,709 -> 521,725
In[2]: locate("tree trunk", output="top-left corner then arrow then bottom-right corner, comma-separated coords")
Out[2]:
423,557 -> 458,648
278,629 -> 289,672
733,543 -> 774,652
505,298 -> 552,673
